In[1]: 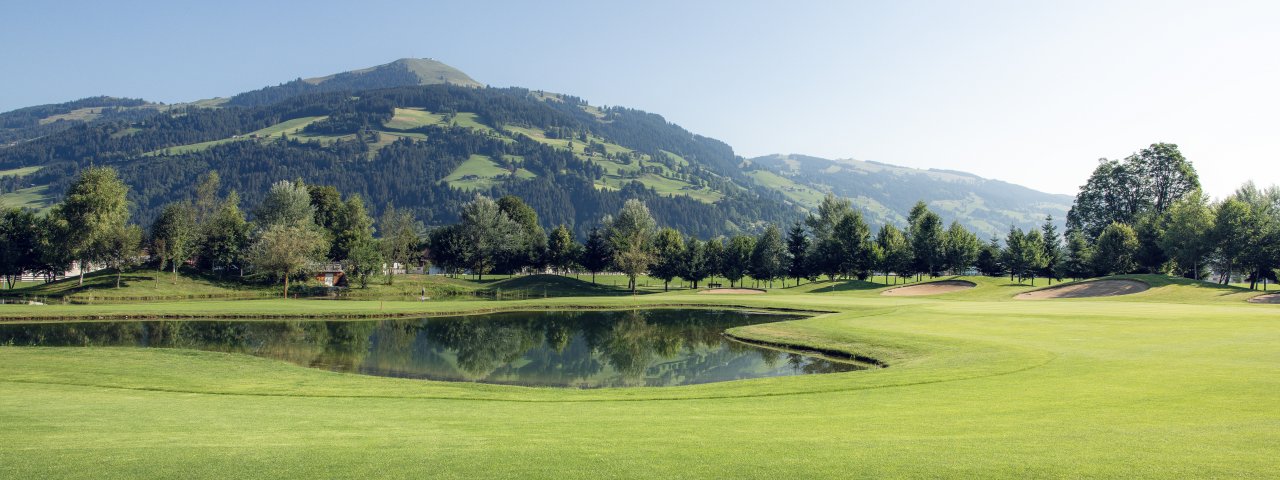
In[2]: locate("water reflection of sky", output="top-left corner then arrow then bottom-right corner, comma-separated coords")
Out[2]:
0,310 -> 865,388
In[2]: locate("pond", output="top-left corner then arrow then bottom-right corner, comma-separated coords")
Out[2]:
0,309 -> 866,388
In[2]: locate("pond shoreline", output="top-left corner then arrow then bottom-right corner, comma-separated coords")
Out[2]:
723,332 -> 888,369
0,302 -> 835,323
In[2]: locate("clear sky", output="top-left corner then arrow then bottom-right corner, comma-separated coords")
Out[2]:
3,1 -> 1277,198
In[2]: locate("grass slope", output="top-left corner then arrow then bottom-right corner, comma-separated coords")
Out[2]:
0,275 -> 1277,477
442,154 -> 536,190
0,185 -> 53,212
147,116 -> 326,155
0,166 -> 42,178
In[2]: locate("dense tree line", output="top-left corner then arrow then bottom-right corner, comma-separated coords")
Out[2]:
0,164 -> 1094,297
1064,143 -> 1280,288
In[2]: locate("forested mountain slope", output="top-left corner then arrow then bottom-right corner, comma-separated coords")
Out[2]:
0,82 -> 797,238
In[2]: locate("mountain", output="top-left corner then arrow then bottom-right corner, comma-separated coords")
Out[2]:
0,59 -> 1072,240
0,64 -> 797,238
747,154 -> 1072,238
224,58 -> 483,107
0,96 -> 165,145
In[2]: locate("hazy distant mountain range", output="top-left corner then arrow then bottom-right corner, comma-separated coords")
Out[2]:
0,58 -> 1071,238
747,154 -> 1072,238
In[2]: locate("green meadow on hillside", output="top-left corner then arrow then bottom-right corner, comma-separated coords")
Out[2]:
0,275 -> 1277,477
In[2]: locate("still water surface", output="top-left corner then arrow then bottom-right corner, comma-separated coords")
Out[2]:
0,309 -> 863,388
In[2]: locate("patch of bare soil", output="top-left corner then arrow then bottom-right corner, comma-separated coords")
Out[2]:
698,288 -> 766,295
1015,279 -> 1150,300
881,280 -> 976,296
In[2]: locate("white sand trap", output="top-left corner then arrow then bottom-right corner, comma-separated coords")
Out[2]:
1016,279 -> 1149,300
881,280 -> 976,296
698,288 -> 766,295
1247,293 -> 1280,304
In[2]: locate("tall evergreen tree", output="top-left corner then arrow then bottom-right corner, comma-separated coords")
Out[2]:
722,235 -> 756,288
785,222 -> 810,286
908,201 -> 945,278
1039,216 -> 1064,284
976,236 -> 1004,277
582,226 -> 611,284
1063,231 -> 1094,280
335,195 -> 379,287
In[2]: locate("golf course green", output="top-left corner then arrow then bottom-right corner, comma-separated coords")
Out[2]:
1,274 -> 1277,478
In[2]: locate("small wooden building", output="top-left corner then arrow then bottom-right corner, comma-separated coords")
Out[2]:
314,263 -> 345,287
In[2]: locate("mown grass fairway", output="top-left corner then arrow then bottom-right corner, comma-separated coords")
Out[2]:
0,275 -> 1276,478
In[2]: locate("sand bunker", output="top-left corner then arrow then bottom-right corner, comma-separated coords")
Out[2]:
698,288 -> 766,295
1015,279 -> 1149,300
881,280 -> 976,296
1247,293 -> 1280,304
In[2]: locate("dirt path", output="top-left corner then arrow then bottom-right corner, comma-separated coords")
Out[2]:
1015,279 -> 1149,300
881,280 -> 976,296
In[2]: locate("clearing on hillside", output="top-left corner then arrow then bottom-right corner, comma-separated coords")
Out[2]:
442,154 -> 536,190
881,279 -> 976,296
1015,279 -> 1150,300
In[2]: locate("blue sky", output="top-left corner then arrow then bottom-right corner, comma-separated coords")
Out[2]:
3,1 -> 1277,198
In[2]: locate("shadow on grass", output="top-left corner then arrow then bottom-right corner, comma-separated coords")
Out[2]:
806,279 -> 886,293
481,274 -> 656,297
1,267 -> 268,300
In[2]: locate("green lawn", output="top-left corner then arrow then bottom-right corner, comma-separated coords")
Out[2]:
0,275 -> 1277,478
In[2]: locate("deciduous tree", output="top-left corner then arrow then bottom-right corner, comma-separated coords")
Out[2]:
607,199 -> 657,293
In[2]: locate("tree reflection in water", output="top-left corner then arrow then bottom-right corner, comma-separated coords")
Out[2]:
0,310 -> 866,388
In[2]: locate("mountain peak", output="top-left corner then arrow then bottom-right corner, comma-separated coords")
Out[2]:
228,58 -> 482,107
302,58 -> 482,88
